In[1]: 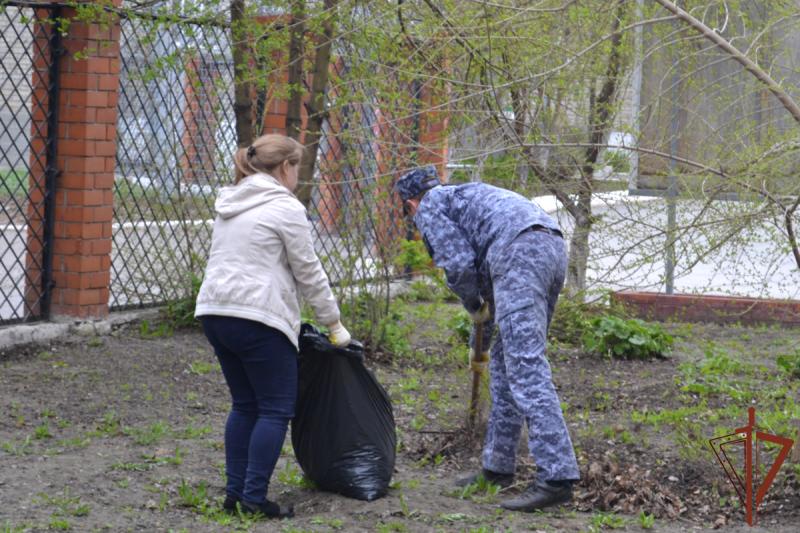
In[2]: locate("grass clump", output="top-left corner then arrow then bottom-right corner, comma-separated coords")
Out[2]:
777,350 -> 800,378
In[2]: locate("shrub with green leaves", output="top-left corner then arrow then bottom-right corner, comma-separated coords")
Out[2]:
448,310 -> 472,344
163,272 -> 202,329
549,298 -> 593,345
776,351 -> 800,378
394,239 -> 430,272
582,315 -> 673,359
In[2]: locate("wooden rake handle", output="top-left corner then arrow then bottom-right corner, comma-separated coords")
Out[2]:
467,320 -> 486,432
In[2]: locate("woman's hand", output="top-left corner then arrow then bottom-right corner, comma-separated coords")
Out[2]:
327,321 -> 352,347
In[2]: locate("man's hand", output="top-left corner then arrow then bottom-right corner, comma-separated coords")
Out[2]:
327,321 -> 352,348
469,301 -> 491,324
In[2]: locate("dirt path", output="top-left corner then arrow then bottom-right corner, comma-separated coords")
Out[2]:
1,314 -> 798,532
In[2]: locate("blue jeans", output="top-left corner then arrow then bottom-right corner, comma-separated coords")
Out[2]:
200,315 -> 297,504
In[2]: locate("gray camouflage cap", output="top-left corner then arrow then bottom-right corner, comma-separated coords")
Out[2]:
394,165 -> 441,201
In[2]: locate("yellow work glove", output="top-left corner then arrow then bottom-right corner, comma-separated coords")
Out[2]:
469,348 -> 490,372
327,321 -> 352,348
469,301 -> 491,324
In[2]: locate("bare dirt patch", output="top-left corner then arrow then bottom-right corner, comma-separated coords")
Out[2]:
1,314 -> 799,532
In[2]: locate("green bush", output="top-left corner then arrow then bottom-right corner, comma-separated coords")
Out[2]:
548,298 -> 593,345
582,315 -> 673,359
777,351 -> 800,378
163,272 -> 202,329
338,290 -> 408,355
394,239 -> 432,274
448,309 -> 472,344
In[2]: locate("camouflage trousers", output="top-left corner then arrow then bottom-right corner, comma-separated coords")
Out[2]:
481,230 -> 580,481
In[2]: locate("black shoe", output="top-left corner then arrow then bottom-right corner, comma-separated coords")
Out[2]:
241,499 -> 295,519
500,480 -> 573,512
455,468 -> 514,489
222,495 -> 239,514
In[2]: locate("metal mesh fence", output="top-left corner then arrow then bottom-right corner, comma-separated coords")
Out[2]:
0,2 -> 58,325
111,13 -> 232,309
111,13 -> 411,310
309,59 -> 413,288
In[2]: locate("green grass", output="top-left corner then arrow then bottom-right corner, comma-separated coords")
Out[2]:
177,423 -> 212,440
176,479 -> 208,509
36,489 -> 90,524
123,420 -> 170,445
141,446 -> 184,466
1,436 -> 33,456
188,360 -> 217,375
452,474 -> 501,502
277,462 -> 316,489
2,521 -> 31,533
589,511 -> 626,530
110,461 -> 152,472
33,423 -> 53,440
639,511 -> 656,529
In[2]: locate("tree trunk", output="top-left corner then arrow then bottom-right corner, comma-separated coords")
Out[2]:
566,191 -> 591,295
286,0 -> 306,140
295,0 -> 337,207
231,0 -> 253,148
564,0 -> 626,295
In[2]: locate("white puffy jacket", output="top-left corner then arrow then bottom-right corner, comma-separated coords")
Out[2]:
195,173 -> 340,348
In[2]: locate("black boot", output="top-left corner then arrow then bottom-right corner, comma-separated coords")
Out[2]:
241,499 -> 295,519
500,480 -> 573,512
222,495 -> 239,514
455,468 -> 514,489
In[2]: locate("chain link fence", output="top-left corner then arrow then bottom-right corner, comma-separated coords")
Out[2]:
0,2 -> 58,325
111,12 -> 412,310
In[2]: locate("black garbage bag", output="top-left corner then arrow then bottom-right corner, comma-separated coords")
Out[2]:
291,324 -> 396,501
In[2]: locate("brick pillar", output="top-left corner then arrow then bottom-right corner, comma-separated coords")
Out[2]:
180,55 -> 220,183
254,15 -> 295,136
26,2 -> 122,320
371,76 -> 450,270
417,79 -> 449,179
317,130 -> 343,232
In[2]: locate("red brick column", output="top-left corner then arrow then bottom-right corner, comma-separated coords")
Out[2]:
180,55 -> 220,183
372,107 -> 408,261
416,79 -> 449,179
254,16 -> 295,136
26,2 -> 122,320
371,76 -> 450,268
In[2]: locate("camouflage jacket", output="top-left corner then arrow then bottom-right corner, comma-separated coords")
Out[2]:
413,182 -> 559,313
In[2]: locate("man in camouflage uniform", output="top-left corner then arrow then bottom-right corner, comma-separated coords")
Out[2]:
394,166 -> 579,511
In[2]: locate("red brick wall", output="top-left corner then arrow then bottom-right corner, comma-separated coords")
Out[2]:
25,1 -> 122,320
611,291 -> 800,328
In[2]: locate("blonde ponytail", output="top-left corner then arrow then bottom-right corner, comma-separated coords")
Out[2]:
233,134 -> 305,184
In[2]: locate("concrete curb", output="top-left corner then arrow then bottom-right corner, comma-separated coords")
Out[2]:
0,308 -> 162,351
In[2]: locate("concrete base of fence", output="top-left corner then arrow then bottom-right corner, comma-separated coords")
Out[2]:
611,291 -> 800,327
0,277 -> 437,351
0,308 -> 160,351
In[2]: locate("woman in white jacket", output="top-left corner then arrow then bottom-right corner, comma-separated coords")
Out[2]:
195,134 -> 351,518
